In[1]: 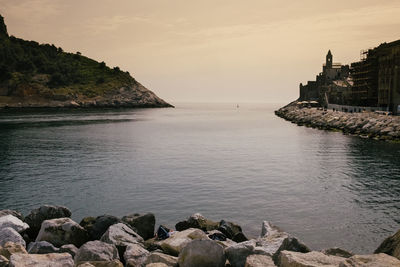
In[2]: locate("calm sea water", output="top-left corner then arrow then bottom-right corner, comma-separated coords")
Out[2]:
0,103 -> 399,253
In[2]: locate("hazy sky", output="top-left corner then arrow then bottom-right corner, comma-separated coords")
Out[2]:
1,0 -> 400,103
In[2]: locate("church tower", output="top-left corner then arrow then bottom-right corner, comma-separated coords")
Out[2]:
326,50 -> 332,69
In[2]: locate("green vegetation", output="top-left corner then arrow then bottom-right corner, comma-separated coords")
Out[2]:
0,15 -> 137,99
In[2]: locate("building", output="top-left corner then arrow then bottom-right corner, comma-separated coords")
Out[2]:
351,39 -> 400,114
299,50 -> 350,104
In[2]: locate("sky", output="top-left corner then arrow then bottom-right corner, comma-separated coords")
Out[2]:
1,0 -> 400,104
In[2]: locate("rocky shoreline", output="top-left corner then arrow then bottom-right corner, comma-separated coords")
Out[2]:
1,205 -> 400,266
275,102 -> 400,142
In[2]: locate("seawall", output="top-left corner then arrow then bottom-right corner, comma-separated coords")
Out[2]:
275,102 -> 400,142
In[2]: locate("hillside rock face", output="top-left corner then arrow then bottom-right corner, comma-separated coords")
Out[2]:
0,14 -> 173,109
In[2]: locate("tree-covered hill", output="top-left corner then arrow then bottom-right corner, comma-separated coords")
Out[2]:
0,15 -> 172,108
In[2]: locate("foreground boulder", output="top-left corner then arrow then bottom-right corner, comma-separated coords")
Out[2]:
175,213 -> 219,232
159,228 -> 208,256
83,215 -> 121,241
0,228 -> 26,247
178,240 -> 225,267
27,241 -> 59,254
123,243 -> 149,267
340,253 -> 400,267
375,228 -> 400,260
122,213 -> 155,240
0,215 -> 29,233
279,250 -> 345,267
9,253 -> 73,267
36,217 -> 89,247
225,222 -> 310,267
74,240 -> 120,265
60,244 -> 78,258
100,223 -> 144,256
245,255 -> 276,267
25,205 -> 71,239
218,220 -> 248,242
144,252 -> 178,266
0,242 -> 27,260
0,210 -> 24,221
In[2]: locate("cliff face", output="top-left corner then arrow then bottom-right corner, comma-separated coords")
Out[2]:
0,15 -> 7,38
0,15 -> 172,109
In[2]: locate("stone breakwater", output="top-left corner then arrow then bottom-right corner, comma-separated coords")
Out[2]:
1,206 -> 400,266
275,103 -> 400,141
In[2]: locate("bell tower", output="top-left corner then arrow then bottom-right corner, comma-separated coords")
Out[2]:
326,50 -> 332,69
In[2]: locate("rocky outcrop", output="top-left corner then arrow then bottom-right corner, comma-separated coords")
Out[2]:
25,205 -> 71,239
0,215 -> 29,233
9,253 -> 74,267
275,104 -> 400,141
35,217 -> 89,247
375,228 -> 400,260
122,213 -> 156,240
178,240 -> 226,267
159,228 -> 208,256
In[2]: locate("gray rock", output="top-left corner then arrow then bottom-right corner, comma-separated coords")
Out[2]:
75,240 -> 120,265
175,213 -> 219,232
35,217 -> 89,247
245,254 -> 276,267
9,253 -> 74,267
258,221 -> 310,262
0,227 -> 26,247
124,243 -> 150,267
339,253 -> 400,267
279,250 -> 345,267
159,228 -> 208,256
218,220 -> 245,240
87,215 -> 121,241
122,213 -> 155,240
0,215 -> 29,233
225,240 -> 257,267
0,210 -> 24,221
178,240 -> 225,267
144,252 -> 178,266
0,242 -> 27,260
76,259 -> 123,266
25,205 -> 71,239
27,241 -> 59,254
322,247 -> 354,258
60,244 -> 78,258
375,228 -> 400,260
100,223 -> 144,257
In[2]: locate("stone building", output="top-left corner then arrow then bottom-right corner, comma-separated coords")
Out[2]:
299,50 -> 350,104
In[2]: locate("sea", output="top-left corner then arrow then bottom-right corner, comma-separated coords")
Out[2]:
0,103 -> 399,253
